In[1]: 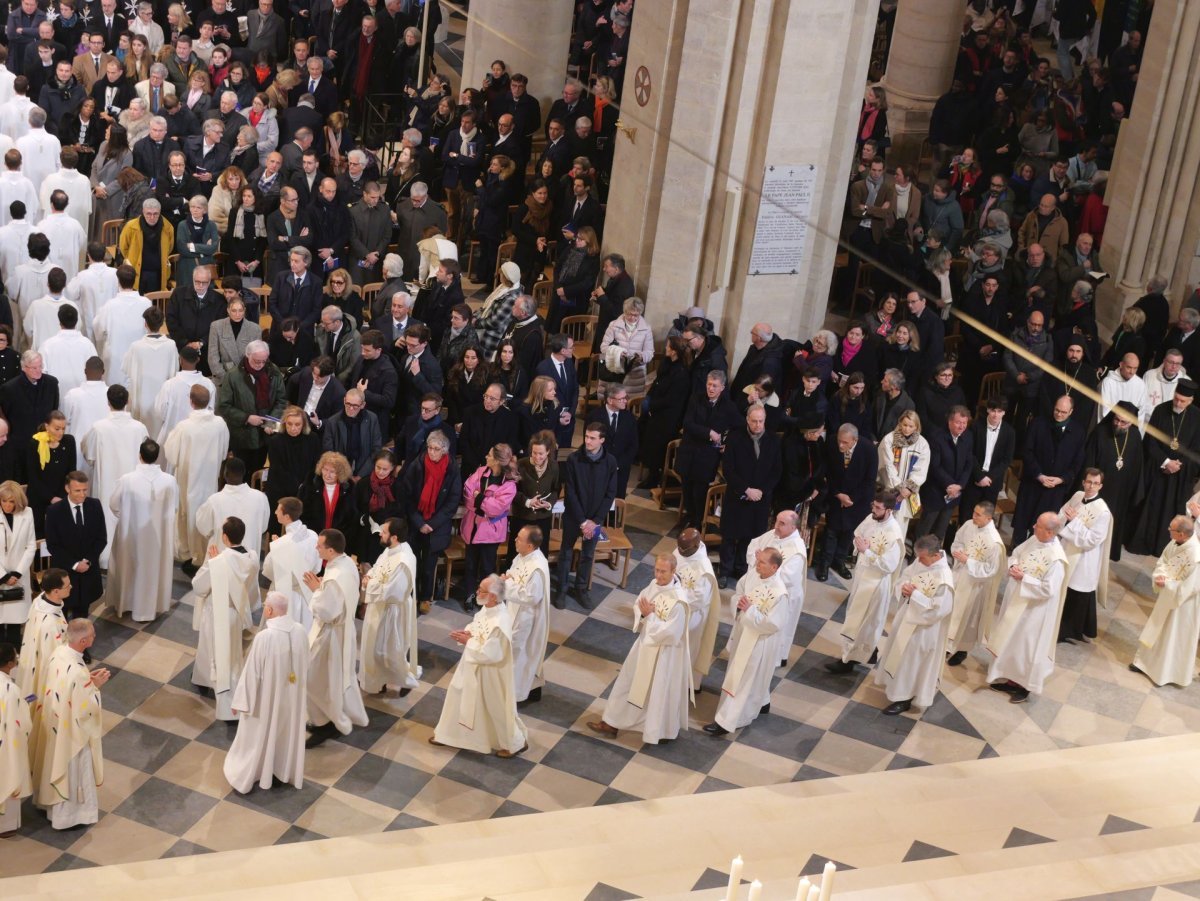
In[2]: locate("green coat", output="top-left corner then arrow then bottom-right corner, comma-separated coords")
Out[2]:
216,361 -> 286,450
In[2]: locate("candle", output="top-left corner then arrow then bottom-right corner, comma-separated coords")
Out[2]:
818,861 -> 836,901
726,855 -> 743,901
747,880 -> 763,901
806,887 -> 821,901
795,876 -> 812,901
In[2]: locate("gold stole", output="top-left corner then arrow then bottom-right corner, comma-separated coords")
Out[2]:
986,541 -> 1067,657
947,526 -> 1006,643
1140,543 -> 1200,649
723,581 -> 781,697
628,589 -> 688,709
841,523 -> 902,643
678,560 -> 720,676
883,567 -> 951,678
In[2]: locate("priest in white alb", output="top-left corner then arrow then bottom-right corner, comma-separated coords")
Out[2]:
746,510 -> 807,666
673,528 -> 720,690
703,547 -> 789,736
224,591 -> 309,794
826,489 -> 906,675
62,357 -> 110,470
24,268 -> 76,351
164,385 -> 229,563
193,457 -> 270,569
41,173 -> 94,256
874,535 -> 954,715
359,517 -> 421,696
0,641 -> 32,836
16,568 -> 69,706
37,192 -> 86,279
303,529 -> 368,748
430,574 -> 528,758
503,524 -> 551,704
1056,468 -> 1112,644
38,302 -> 97,393
91,263 -> 151,387
191,517 -> 259,720
9,234 -> 53,346
986,512 -> 1068,703
80,383 -> 148,568
947,501 -> 1006,666
262,497 -> 320,631
65,244 -> 120,342
106,439 -> 178,622
588,555 -> 692,745
32,619 -> 110,830
122,306 -> 178,437
153,347 -> 215,444
0,201 -> 40,290
1131,516 -> 1200,687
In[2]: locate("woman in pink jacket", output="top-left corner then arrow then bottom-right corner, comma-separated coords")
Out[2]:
460,443 -> 519,609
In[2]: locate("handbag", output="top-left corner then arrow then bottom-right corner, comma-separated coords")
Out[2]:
0,574 -> 24,601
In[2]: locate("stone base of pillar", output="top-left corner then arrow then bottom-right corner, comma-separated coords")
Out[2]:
884,104 -> 932,171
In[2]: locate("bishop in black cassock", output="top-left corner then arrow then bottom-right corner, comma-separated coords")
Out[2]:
1084,401 -> 1143,562
1126,381 -> 1200,556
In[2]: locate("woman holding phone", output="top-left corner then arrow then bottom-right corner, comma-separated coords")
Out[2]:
510,430 -> 560,557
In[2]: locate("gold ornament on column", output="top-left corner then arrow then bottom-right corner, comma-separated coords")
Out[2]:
614,119 -> 637,144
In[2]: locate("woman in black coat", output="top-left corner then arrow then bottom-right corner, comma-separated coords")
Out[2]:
515,375 -> 562,450
399,432 -> 463,608
0,325 -> 20,386
917,362 -> 968,431
25,412 -> 77,540
300,451 -> 360,550
354,449 -> 404,564
637,336 -> 692,489
550,227 -> 601,333
264,407 -> 322,533
825,373 -> 874,442
267,318 -> 318,380
444,346 -> 489,425
879,320 -> 923,389
472,155 -> 519,288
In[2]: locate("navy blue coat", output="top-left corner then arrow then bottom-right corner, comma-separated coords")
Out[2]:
720,428 -> 782,539
824,438 -> 876,531
920,428 -> 975,513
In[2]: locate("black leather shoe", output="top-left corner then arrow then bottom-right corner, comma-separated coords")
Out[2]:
759,703 -> 770,715
573,588 -> 594,610
883,699 -> 912,716
989,681 -> 1018,693
305,724 -> 336,749
461,593 -> 476,612
947,651 -> 968,667
867,648 -> 879,665
832,561 -> 853,580
552,591 -> 568,610
815,564 -> 829,582
702,723 -> 729,736
824,659 -> 855,675
1008,688 -> 1030,704
519,687 -> 542,705
1129,663 -> 1142,674
718,575 -> 730,590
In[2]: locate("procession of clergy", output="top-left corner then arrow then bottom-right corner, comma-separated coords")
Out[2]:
3,401 -> 1200,839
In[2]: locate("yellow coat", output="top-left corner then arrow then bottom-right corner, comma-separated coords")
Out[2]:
117,217 -> 175,291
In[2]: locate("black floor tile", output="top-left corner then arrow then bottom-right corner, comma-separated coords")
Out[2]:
333,752 -> 432,809
829,700 -> 918,753
226,777 -> 325,823
100,667 -> 164,716
439,748 -> 536,797
540,730 -> 634,785
102,718 -> 191,775
734,715 -> 824,760
561,617 -> 638,664
113,776 -> 219,836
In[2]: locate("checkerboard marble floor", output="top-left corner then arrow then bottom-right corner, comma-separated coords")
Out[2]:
0,491 -> 1192,878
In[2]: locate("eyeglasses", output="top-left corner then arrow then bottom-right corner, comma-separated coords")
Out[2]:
344,400 -> 364,409
329,279 -> 345,285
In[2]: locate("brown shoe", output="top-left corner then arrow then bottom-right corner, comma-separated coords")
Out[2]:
495,744 -> 528,759
427,736 -> 446,747
418,600 -> 432,615
587,720 -> 618,738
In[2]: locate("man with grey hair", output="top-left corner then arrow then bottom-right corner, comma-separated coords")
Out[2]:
1145,347 -> 1189,411
185,118 -> 229,195
0,349 -> 59,449
1131,516 -> 1200,687
871,368 -> 915,438
816,422 -> 877,583
349,180 -> 390,283
15,105 -> 59,195
505,293 -> 546,376
730,321 -> 783,398
1161,307 -> 1200,375
131,115 -> 176,185
216,91 -> 248,148
215,340 -> 285,473
316,304 -> 360,383
393,179 -> 447,279
321,387 -> 382,478
137,62 -> 176,114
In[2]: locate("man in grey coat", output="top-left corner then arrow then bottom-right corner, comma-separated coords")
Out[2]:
393,181 -> 448,280
349,181 -> 391,285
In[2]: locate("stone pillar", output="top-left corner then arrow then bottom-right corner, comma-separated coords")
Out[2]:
459,0 -> 573,121
604,0 -> 881,366
880,0 -> 965,169
1098,0 -> 1200,332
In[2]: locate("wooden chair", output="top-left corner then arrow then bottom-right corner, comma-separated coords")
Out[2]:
441,536 -> 467,600
995,460 -> 1022,530
495,240 -> 516,285
532,280 -> 552,318
561,314 -> 597,359
250,469 -> 267,492
146,290 -> 171,321
585,499 -> 635,590
653,439 -> 684,512
944,334 -> 962,362
580,353 -> 603,416
100,218 -> 123,258
977,371 -> 1005,415
251,285 -> 272,328
360,281 -> 384,323
700,483 -> 725,548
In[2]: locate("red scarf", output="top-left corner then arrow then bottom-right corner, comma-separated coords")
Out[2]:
242,358 -> 270,411
418,453 -> 449,519
368,470 -> 395,514
322,482 -> 340,530
859,105 -> 880,142
841,340 -> 862,369
248,107 -> 263,128
593,96 -> 610,132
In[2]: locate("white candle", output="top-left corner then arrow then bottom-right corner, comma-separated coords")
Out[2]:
819,861 -> 836,901
726,855 -> 743,901
746,880 -> 762,901
807,887 -> 821,901
795,876 -> 812,901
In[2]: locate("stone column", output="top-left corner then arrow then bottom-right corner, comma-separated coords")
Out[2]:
880,0 -> 965,168
459,0 -> 574,121
1098,0 -> 1200,332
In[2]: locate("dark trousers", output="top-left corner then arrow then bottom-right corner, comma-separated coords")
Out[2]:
556,516 -> 599,592
913,502 -> 957,544
719,537 -> 750,580
682,479 -> 709,529
821,525 -> 854,566
232,445 -> 268,478
411,534 -> 441,601
1059,587 -> 1097,641
464,542 -> 499,595
64,587 -> 93,621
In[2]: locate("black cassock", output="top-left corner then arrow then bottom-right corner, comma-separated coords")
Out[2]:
1126,403 -> 1200,556
1083,414 -> 1144,561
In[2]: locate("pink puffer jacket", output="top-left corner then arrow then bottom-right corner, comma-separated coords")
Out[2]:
460,466 -> 518,544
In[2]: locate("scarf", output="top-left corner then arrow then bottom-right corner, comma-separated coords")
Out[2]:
418,452 -> 449,519
32,430 -> 53,469
368,470 -> 395,514
232,207 -> 266,239
140,212 -> 163,242
186,215 -> 209,242
859,105 -> 880,142
894,182 -> 911,219
248,107 -> 263,127
558,247 -> 584,282
322,482 -> 340,530
242,358 -> 270,410
593,96 -> 610,131
523,193 -> 552,234
841,340 -> 862,369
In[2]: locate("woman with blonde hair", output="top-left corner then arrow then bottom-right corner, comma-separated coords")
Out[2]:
118,97 -> 150,145
267,69 -> 300,110
473,153 -> 519,286
0,481 -> 36,642
166,3 -> 193,45
599,296 -> 654,397
459,443 -> 520,609
877,409 -> 929,529
264,405 -> 321,528
184,69 -> 214,119
300,451 -> 359,543
880,319 -> 922,388
511,430 -> 559,554
517,375 -> 561,448
322,268 -> 360,327
1100,305 -> 1148,374
209,166 -> 246,233
325,111 -> 353,174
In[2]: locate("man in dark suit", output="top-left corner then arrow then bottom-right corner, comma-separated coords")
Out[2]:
872,369 -> 916,438
538,118 -> 573,180
270,246 -> 324,331
349,329 -> 399,433
44,470 -> 107,624
1159,308 -> 1200,373
915,406 -> 975,544
287,355 -> 346,430
586,384 -> 638,500
535,333 -> 580,449
371,293 -> 421,361
286,146 -> 322,204
1010,395 -> 1086,545
279,102 -> 326,158
395,323 -> 442,419
165,268 -> 225,372
0,350 -> 60,450
554,421 -> 618,610
505,294 -> 545,378
246,0 -> 288,60
559,174 -> 601,237
183,120 -> 230,197
131,116 -> 179,185
290,57 -> 340,118
544,79 -> 586,140
459,383 -> 520,477
817,423 -> 876,581
491,73 -> 542,159
414,259 -> 464,354
591,253 -> 635,341
958,396 -> 1016,525
312,0 -> 363,83
903,290 -> 945,396
675,371 -> 741,530
717,404 -> 782,584
93,0 -> 128,53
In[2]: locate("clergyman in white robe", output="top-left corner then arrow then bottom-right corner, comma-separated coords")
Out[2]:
359,526 -> 421,695
192,537 -> 259,720
39,324 -> 97,394
674,529 -> 720,689
92,287 -> 151,387
0,215 -> 40,288
947,505 -> 1006,663
153,364 -> 215,444
874,541 -> 954,712
224,592 -> 309,793
194,478 -> 271,564
40,168 -> 94,240
432,575 -> 528,756
707,550 -> 789,734
831,504 -> 906,670
37,209 -> 85,279
14,127 -> 60,199
1056,473 -> 1113,643
81,405 -> 149,568
123,330 -> 178,437
304,540 -> 368,744
107,459 -> 179,622
25,294 -> 77,352
589,556 -> 692,745
1132,521 -> 1200,687
262,510 -> 320,632
0,653 -> 33,835
63,373 -> 110,466
65,257 -> 120,341
17,588 -> 67,708
164,399 -> 229,560
746,511 -> 807,666
9,257 -> 52,349
503,526 -> 550,703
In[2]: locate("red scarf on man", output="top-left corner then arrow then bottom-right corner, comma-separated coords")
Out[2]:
242,358 -> 270,411
418,453 -> 449,519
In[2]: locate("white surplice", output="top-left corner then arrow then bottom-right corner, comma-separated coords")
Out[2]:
92,289 -> 151,386
746,528 -> 808,666
224,613 -> 309,793
8,258 -> 51,348
153,370 -> 216,444
62,379 -> 110,478
874,555 -> 954,707
107,463 -> 178,621
81,410 -> 148,568
14,129 -> 60,198
165,411 -> 232,560
37,210 -> 85,279
359,542 -> 421,694
33,645 -> 102,830
601,578 -> 692,744
433,601 -> 528,755
0,669 -> 32,830
674,544 -> 720,687
985,535 -> 1068,693
262,520 -> 320,632
123,333 -> 178,437
192,547 -> 258,720
307,554 -> 368,735
504,548 -> 550,701
1058,492 -> 1113,603
39,327 -> 98,394
39,169 -> 93,239
0,507 -> 35,625
194,481 -> 270,563
0,218 -> 41,287
947,519 -> 1006,654
715,570 -> 788,731
0,97 -> 34,142
1098,370 -> 1148,428
24,294 -> 76,352
1133,536 -> 1200,687
839,514 -> 906,664
65,261 -> 120,341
